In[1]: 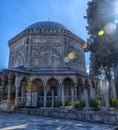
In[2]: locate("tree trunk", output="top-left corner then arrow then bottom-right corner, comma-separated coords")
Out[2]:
114,60 -> 118,99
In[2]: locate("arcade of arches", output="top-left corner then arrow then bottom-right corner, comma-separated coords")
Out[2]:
0,73 -> 98,109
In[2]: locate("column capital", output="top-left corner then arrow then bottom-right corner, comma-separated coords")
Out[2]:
58,79 -> 63,86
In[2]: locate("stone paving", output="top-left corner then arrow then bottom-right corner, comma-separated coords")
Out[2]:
0,112 -> 117,130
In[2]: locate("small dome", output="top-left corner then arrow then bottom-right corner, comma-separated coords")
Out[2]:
26,21 -> 69,31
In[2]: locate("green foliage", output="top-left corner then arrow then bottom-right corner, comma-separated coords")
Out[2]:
89,99 -> 101,108
65,100 -> 72,106
46,101 -> 51,107
74,101 -> 85,109
85,0 -> 118,99
47,101 -> 62,107
54,101 -> 62,107
110,98 -> 118,108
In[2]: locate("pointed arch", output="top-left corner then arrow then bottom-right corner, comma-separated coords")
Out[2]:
46,77 -> 59,96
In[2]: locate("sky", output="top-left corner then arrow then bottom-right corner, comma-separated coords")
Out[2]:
0,0 -> 90,69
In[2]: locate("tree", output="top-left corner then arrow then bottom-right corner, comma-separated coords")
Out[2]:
85,0 -> 118,98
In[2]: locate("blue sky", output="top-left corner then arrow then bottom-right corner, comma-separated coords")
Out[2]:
0,0 -> 90,69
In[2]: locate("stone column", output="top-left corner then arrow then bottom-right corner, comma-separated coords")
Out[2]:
57,86 -> 61,101
62,85 -> 65,107
43,86 -> 47,108
71,86 -> 74,109
83,88 -> 89,107
65,88 -> 68,101
7,80 -> 12,103
14,76 -> 21,106
51,89 -> 54,108
15,88 -> 19,106
74,84 -> 77,101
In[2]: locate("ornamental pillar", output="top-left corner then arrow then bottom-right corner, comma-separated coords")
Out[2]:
71,86 -> 74,109
43,86 -> 47,108
7,80 -> 12,103
74,83 -> 77,101
14,76 -> 21,106
51,89 -> 54,108
61,85 -> 65,107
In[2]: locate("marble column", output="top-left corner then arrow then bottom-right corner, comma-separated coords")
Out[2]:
51,89 -> 54,108
14,88 -> 19,106
62,85 -> 65,106
71,86 -> 74,109
43,86 -> 47,108
65,88 -> 68,101
57,86 -> 61,101
14,76 -> 21,106
7,80 -> 12,103
83,88 -> 89,107
74,84 -> 77,101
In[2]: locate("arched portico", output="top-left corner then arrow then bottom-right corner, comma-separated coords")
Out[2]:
31,78 -> 44,106
62,77 -> 75,108
46,78 -> 59,107
63,78 -> 74,101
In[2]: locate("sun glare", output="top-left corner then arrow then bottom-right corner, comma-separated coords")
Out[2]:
68,52 -> 76,60
98,30 -> 104,36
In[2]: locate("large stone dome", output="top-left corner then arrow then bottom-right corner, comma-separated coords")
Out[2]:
26,21 -> 69,31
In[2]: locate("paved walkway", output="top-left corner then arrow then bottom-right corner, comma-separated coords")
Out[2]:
0,112 -> 117,130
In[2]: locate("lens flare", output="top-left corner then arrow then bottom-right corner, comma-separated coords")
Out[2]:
68,52 -> 75,59
98,30 -> 104,36
63,57 -> 69,63
114,19 -> 118,24
104,22 -> 116,35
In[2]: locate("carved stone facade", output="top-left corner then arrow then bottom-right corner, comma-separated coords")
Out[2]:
0,21 -> 99,110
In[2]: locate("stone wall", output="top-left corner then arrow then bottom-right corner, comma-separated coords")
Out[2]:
15,108 -> 118,125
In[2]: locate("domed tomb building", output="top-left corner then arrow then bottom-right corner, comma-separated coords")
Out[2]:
0,21 -> 98,109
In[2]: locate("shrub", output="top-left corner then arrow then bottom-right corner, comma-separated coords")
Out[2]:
65,100 -> 72,106
46,101 -> 51,107
74,101 -> 85,109
54,101 -> 62,107
89,99 -> 101,108
110,98 -> 118,108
